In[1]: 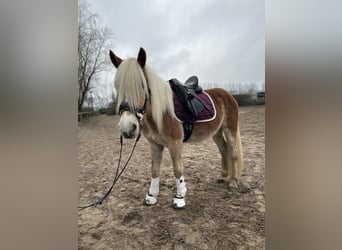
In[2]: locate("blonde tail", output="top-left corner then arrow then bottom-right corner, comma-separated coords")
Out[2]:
226,125 -> 244,177
236,125 -> 244,176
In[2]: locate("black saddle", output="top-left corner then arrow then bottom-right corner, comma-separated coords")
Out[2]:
169,76 -> 210,142
183,76 -> 202,92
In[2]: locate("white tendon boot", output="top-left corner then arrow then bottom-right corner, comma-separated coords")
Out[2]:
173,176 -> 187,208
145,177 -> 159,205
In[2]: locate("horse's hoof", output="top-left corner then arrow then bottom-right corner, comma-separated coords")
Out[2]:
228,178 -> 239,190
173,196 -> 186,209
144,193 -> 157,205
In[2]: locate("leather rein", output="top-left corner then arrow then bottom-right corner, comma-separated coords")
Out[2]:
78,96 -> 147,210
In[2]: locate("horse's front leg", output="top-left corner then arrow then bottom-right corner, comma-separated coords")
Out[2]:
145,140 -> 164,205
168,142 -> 187,208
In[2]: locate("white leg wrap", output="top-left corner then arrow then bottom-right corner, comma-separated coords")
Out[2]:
145,193 -> 157,205
173,176 -> 187,208
176,176 -> 187,198
148,177 -> 160,197
145,177 -> 159,205
173,196 -> 186,208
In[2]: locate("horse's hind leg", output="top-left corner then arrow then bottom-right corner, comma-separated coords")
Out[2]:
224,128 -> 240,189
213,129 -> 229,180
145,140 -> 164,205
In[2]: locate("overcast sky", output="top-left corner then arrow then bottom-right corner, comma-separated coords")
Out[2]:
88,0 -> 264,87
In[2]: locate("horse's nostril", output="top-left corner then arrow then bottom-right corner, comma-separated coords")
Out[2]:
132,124 -> 137,132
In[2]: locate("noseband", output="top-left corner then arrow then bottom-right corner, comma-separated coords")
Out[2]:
118,95 -> 147,125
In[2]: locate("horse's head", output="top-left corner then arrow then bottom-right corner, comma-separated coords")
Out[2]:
110,48 -> 149,139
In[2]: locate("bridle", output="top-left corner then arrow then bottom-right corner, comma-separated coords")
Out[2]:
118,74 -> 151,124
118,94 -> 148,128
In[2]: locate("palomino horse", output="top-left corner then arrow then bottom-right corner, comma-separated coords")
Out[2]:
109,48 -> 244,208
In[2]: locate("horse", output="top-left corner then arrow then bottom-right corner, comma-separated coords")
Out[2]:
109,47 -> 244,208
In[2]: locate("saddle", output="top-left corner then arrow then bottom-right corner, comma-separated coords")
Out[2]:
169,76 -> 210,142
183,76 -> 202,92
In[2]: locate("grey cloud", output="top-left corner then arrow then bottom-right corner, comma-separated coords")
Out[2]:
89,0 -> 264,84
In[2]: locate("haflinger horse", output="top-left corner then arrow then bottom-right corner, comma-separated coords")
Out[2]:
109,47 -> 244,208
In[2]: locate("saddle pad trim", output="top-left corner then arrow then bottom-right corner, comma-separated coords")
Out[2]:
173,91 -> 216,124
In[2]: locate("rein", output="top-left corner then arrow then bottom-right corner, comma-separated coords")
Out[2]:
78,133 -> 141,210
79,91 -> 148,210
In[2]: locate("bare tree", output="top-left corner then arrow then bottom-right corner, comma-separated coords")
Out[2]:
246,82 -> 258,94
78,1 -> 113,111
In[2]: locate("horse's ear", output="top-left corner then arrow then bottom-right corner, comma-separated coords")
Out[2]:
137,47 -> 146,68
109,50 -> 122,68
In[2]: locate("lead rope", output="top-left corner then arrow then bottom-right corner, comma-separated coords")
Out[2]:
78,133 -> 141,210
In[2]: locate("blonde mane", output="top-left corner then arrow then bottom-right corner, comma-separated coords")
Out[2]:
115,58 -> 175,132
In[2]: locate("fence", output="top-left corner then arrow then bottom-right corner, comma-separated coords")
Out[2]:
78,111 -> 98,122
233,92 -> 265,106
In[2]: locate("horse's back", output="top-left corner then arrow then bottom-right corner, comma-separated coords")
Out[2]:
204,88 -> 238,114
203,88 -> 239,133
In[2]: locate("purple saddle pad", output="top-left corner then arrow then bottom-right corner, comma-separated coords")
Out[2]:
172,90 -> 216,123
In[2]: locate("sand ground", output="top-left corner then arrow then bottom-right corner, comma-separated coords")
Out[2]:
78,105 -> 265,249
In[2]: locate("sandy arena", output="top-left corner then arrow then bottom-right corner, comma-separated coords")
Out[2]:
78,105 -> 265,249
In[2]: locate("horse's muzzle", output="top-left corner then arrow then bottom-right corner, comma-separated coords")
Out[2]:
121,124 -> 138,139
